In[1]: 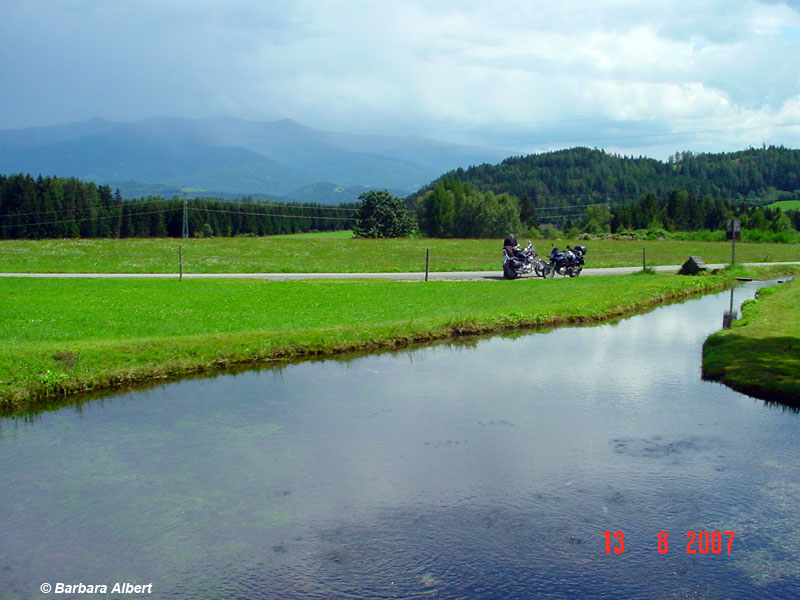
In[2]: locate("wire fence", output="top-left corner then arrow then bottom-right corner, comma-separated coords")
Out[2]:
0,241 -> 668,278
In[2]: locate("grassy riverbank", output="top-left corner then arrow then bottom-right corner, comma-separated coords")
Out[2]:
2,272 -> 735,414
703,276 -> 800,404
2,235 -> 799,273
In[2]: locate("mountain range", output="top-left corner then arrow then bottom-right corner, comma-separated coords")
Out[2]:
0,117 -> 509,204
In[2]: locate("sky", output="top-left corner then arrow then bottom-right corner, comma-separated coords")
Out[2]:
2,0 -> 800,159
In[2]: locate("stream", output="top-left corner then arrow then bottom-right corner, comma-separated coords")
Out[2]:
1,279 -> 798,599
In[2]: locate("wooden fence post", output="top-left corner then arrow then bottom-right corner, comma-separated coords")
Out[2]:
425,249 -> 430,282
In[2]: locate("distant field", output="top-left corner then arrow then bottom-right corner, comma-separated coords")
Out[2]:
1,235 -> 799,273
767,200 -> 800,210
280,230 -> 353,239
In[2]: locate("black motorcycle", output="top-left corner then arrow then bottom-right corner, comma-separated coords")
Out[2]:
547,245 -> 587,277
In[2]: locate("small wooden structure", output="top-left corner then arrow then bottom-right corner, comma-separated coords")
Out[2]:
679,256 -> 707,275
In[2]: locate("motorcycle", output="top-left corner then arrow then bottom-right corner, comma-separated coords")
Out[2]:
547,245 -> 587,277
502,242 -> 552,279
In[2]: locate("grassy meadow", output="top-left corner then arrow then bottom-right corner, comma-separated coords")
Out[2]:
703,276 -> 800,404
2,272 -> 740,413
1,234 -> 800,273
767,200 -> 800,211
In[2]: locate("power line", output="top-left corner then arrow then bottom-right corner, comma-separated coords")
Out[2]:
189,206 -> 353,221
4,196 -> 356,218
535,203 -> 610,212
216,198 -> 356,212
536,213 -> 588,221
0,208 -> 179,229
1,204 -> 354,230
0,195 -> 358,230
1,197 -> 167,218
529,192 -> 642,200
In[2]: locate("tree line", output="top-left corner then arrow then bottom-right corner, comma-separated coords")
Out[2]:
603,191 -> 800,236
412,181 -> 800,239
4,145 -> 800,241
0,174 -> 354,239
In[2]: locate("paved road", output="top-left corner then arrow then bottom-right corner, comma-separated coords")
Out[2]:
2,262 -> 798,281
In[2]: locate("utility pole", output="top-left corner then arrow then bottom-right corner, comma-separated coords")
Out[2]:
727,218 -> 740,265
182,192 -> 189,239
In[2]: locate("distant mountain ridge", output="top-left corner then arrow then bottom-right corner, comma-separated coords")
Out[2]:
0,117 -> 509,203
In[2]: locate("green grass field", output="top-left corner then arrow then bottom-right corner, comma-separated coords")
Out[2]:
2,272 -> 739,413
767,200 -> 800,211
1,235 -> 799,273
703,277 -> 800,404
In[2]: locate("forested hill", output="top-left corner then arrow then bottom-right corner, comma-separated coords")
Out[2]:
416,146 -> 800,207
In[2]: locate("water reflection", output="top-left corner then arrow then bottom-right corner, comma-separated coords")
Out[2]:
1,280 -> 799,599
723,287 -> 738,329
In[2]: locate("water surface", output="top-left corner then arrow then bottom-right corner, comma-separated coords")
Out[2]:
1,280 -> 799,599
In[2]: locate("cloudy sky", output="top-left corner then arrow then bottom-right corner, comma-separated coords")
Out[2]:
2,0 -> 800,158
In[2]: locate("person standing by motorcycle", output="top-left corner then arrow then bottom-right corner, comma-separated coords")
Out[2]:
503,234 -> 526,261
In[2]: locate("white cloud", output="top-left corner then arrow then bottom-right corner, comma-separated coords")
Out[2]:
1,0 -> 800,157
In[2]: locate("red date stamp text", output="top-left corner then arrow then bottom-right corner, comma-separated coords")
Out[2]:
603,531 -> 735,554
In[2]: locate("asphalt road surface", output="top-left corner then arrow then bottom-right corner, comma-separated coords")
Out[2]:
2,262 -> 798,280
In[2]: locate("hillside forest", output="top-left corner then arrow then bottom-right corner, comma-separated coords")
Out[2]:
414,145 -> 800,239
2,145 -> 800,240
0,174 -> 354,239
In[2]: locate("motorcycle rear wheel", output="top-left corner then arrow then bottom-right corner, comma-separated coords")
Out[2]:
503,264 -> 519,279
